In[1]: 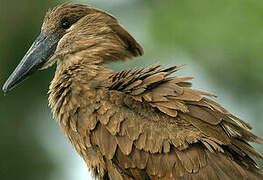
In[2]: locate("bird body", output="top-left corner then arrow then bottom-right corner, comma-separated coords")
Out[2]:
49,62 -> 263,180
3,2 -> 263,180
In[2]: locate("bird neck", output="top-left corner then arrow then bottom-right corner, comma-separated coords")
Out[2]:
49,57 -> 113,124
52,56 -> 114,90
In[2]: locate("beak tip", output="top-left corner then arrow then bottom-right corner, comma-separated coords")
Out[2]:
2,77 -> 14,93
2,82 -> 10,94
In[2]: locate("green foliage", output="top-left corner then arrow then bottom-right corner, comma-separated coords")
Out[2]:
149,0 -> 263,93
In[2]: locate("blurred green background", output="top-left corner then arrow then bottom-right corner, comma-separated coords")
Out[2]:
1,0 -> 263,179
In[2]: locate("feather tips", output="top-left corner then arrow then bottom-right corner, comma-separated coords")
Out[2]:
50,63 -> 263,179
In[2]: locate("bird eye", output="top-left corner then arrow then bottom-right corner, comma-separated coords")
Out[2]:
61,19 -> 71,29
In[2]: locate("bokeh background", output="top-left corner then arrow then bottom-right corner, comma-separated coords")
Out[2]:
1,0 -> 263,179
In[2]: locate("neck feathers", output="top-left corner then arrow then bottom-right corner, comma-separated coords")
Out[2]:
49,63 -> 113,125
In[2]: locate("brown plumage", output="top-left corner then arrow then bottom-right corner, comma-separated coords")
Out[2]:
3,2 -> 263,180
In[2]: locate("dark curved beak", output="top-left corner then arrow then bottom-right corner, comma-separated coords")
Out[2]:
2,33 -> 58,93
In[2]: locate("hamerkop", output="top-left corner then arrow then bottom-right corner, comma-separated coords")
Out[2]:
3,2 -> 263,180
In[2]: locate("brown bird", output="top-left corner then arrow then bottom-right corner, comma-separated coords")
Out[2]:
3,2 -> 263,180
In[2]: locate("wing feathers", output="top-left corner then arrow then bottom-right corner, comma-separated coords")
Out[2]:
116,135 -> 133,155
74,65 -> 263,179
92,124 -> 117,159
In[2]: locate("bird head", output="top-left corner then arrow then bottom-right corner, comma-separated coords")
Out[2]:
3,2 -> 143,93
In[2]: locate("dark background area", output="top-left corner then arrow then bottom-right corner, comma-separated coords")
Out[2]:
1,0 -> 263,179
